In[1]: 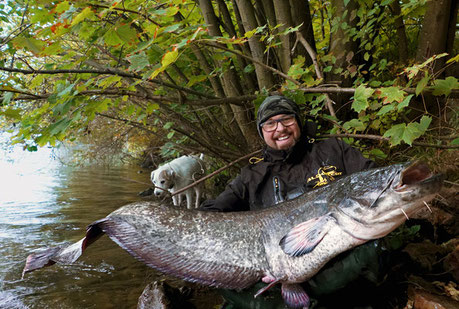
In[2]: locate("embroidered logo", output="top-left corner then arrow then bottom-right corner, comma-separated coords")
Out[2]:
307,166 -> 343,188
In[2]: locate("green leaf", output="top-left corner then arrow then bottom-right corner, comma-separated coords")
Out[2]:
352,85 -> 374,113
71,7 -> 94,26
104,30 -> 123,46
383,123 -> 406,146
2,92 -> 14,104
364,52 -> 370,61
398,94 -> 413,111
368,148 -> 387,159
167,131 -> 175,139
42,42 -> 63,56
12,37 -> 45,54
343,119 -> 366,132
55,1 -> 70,13
383,116 -> 431,146
146,103 -> 159,114
48,118 -> 72,135
116,24 -> 137,43
1,108 -> 21,120
415,74 -> 429,95
57,84 -> 74,97
417,115 -> 432,132
128,51 -> 150,72
186,75 -> 207,87
377,103 -> 396,115
163,122 -> 174,129
431,76 -> 459,96
378,86 -> 406,104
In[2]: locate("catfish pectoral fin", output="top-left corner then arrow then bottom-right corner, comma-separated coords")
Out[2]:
281,283 -> 310,309
279,215 -> 332,257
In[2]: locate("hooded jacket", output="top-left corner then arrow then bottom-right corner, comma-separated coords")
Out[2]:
200,137 -> 375,212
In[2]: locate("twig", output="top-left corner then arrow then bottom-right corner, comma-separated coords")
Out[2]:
295,32 -> 337,119
171,149 -> 262,196
321,133 -> 459,149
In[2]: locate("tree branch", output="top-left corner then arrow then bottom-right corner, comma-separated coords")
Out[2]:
0,66 -> 216,99
321,133 -> 459,149
296,31 -> 337,118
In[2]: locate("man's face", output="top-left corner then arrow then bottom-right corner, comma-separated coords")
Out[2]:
261,114 -> 301,150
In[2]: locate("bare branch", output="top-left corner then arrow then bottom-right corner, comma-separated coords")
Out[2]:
296,31 -> 336,118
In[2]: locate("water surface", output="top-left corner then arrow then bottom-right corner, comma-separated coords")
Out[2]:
0,141 -> 159,308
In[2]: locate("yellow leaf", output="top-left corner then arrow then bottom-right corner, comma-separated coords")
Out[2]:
161,49 -> 179,67
71,7 -> 94,26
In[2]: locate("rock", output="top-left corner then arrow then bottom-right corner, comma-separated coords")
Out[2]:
412,289 -> 459,309
407,276 -> 459,309
137,281 -> 169,309
138,187 -> 154,197
137,281 -> 195,309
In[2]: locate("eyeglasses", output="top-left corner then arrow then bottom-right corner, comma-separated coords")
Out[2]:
261,115 -> 296,132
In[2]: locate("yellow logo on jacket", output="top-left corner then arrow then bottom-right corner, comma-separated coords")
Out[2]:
307,166 -> 343,188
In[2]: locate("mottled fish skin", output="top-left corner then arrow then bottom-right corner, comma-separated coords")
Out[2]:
23,162 -> 442,308
96,202 -> 269,289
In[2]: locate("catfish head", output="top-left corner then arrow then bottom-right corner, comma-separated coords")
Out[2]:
333,161 -> 442,240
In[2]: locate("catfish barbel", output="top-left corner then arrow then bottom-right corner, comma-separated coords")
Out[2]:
23,162 -> 442,308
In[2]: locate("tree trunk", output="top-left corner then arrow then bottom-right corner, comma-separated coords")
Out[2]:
416,0 -> 453,73
327,0 -> 360,107
273,0 -> 293,73
389,1 -> 409,64
198,0 -> 261,150
289,0 -> 316,66
234,0 -> 275,89
260,0 -> 276,26
216,0 -> 257,92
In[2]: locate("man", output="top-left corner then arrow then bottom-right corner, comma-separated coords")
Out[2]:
200,95 -> 375,212
200,95 -> 381,308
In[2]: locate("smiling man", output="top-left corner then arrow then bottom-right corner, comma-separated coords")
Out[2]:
199,95 -> 383,308
200,95 -> 375,211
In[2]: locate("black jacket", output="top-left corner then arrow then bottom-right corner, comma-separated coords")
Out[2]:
200,137 -> 375,212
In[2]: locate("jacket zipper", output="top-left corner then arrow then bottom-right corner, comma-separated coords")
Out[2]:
273,176 -> 284,204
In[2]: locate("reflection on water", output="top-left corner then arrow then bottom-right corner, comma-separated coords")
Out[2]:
0,139 -> 158,308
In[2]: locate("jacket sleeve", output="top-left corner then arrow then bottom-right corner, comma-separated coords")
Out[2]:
199,175 -> 250,212
335,138 -> 376,174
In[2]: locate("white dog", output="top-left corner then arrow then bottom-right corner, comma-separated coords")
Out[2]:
151,154 -> 205,209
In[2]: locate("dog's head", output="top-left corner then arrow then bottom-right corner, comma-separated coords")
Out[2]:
151,168 -> 175,197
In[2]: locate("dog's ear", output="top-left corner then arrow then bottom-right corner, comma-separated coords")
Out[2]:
150,170 -> 155,182
167,169 -> 175,179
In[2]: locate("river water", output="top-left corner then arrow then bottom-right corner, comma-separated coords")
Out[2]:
0,141 -> 160,308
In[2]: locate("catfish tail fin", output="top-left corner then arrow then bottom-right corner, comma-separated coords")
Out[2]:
22,219 -> 105,278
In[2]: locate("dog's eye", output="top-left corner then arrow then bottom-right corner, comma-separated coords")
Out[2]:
161,180 -> 165,184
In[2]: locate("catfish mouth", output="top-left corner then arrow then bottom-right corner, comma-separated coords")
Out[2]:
394,162 -> 435,192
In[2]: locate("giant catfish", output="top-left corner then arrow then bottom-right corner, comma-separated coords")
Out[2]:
23,162 -> 442,308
